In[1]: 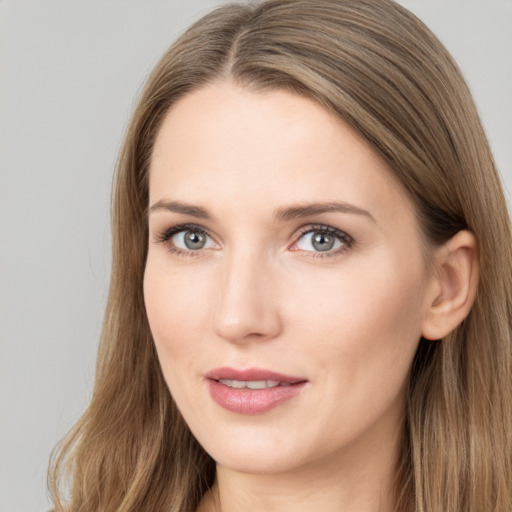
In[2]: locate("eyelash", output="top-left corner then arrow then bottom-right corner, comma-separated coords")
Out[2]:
154,223 -> 355,260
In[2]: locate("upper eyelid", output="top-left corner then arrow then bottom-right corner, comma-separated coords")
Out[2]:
156,223 -> 210,240
295,224 -> 349,235
293,224 -> 353,241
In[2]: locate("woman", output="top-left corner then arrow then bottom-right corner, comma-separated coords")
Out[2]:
49,0 -> 512,511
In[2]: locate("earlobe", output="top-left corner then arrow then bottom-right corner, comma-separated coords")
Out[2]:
421,230 -> 479,341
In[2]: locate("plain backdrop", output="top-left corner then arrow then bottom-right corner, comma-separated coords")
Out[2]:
0,1 -> 511,510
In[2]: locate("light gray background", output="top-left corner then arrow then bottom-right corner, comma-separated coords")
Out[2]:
0,1 -> 511,510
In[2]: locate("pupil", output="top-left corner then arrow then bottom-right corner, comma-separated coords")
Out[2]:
312,232 -> 334,251
184,231 -> 206,250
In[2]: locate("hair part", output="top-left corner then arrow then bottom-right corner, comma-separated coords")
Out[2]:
49,1 -> 512,511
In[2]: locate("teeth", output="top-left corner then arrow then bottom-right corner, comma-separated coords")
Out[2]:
218,379 -> 281,389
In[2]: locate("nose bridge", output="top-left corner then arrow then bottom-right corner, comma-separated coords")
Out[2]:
212,243 -> 281,343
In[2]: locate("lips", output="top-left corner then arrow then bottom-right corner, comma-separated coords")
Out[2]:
205,367 -> 307,414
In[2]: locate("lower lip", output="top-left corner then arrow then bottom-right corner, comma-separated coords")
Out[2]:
207,379 -> 307,414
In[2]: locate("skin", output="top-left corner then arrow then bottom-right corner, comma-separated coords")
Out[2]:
143,82 -> 477,512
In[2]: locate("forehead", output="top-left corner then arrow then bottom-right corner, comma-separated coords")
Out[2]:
149,81 -> 413,225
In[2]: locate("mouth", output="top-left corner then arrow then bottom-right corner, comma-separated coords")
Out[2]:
205,367 -> 308,414
216,379 -> 289,389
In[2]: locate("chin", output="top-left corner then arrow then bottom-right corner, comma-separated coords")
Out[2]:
212,449 -> 303,475
194,425 -> 309,475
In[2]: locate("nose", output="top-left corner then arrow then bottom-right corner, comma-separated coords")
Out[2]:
212,249 -> 282,344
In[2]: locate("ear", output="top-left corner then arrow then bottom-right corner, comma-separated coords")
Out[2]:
422,230 -> 479,341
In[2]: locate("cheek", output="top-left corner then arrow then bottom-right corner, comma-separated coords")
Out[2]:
143,258 -> 222,423
143,259 -> 213,376
286,255 -> 425,387
275,256 -> 426,454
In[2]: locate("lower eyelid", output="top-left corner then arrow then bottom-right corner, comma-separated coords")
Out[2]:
168,247 -> 206,258
308,250 -> 344,260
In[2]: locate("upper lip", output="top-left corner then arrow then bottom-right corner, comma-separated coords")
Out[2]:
205,367 -> 307,384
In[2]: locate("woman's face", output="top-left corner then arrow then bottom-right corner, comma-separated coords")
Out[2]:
144,82 -> 436,475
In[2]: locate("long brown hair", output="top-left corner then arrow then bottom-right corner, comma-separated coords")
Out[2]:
49,1 -> 512,510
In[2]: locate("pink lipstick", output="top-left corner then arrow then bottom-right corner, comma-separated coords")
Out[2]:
205,367 -> 307,414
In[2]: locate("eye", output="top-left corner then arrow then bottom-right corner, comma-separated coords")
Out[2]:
293,225 -> 353,255
173,229 -> 214,250
156,224 -> 217,254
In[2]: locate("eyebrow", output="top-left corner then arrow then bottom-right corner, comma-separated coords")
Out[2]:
273,201 -> 375,223
149,200 -> 210,218
148,199 -> 375,223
